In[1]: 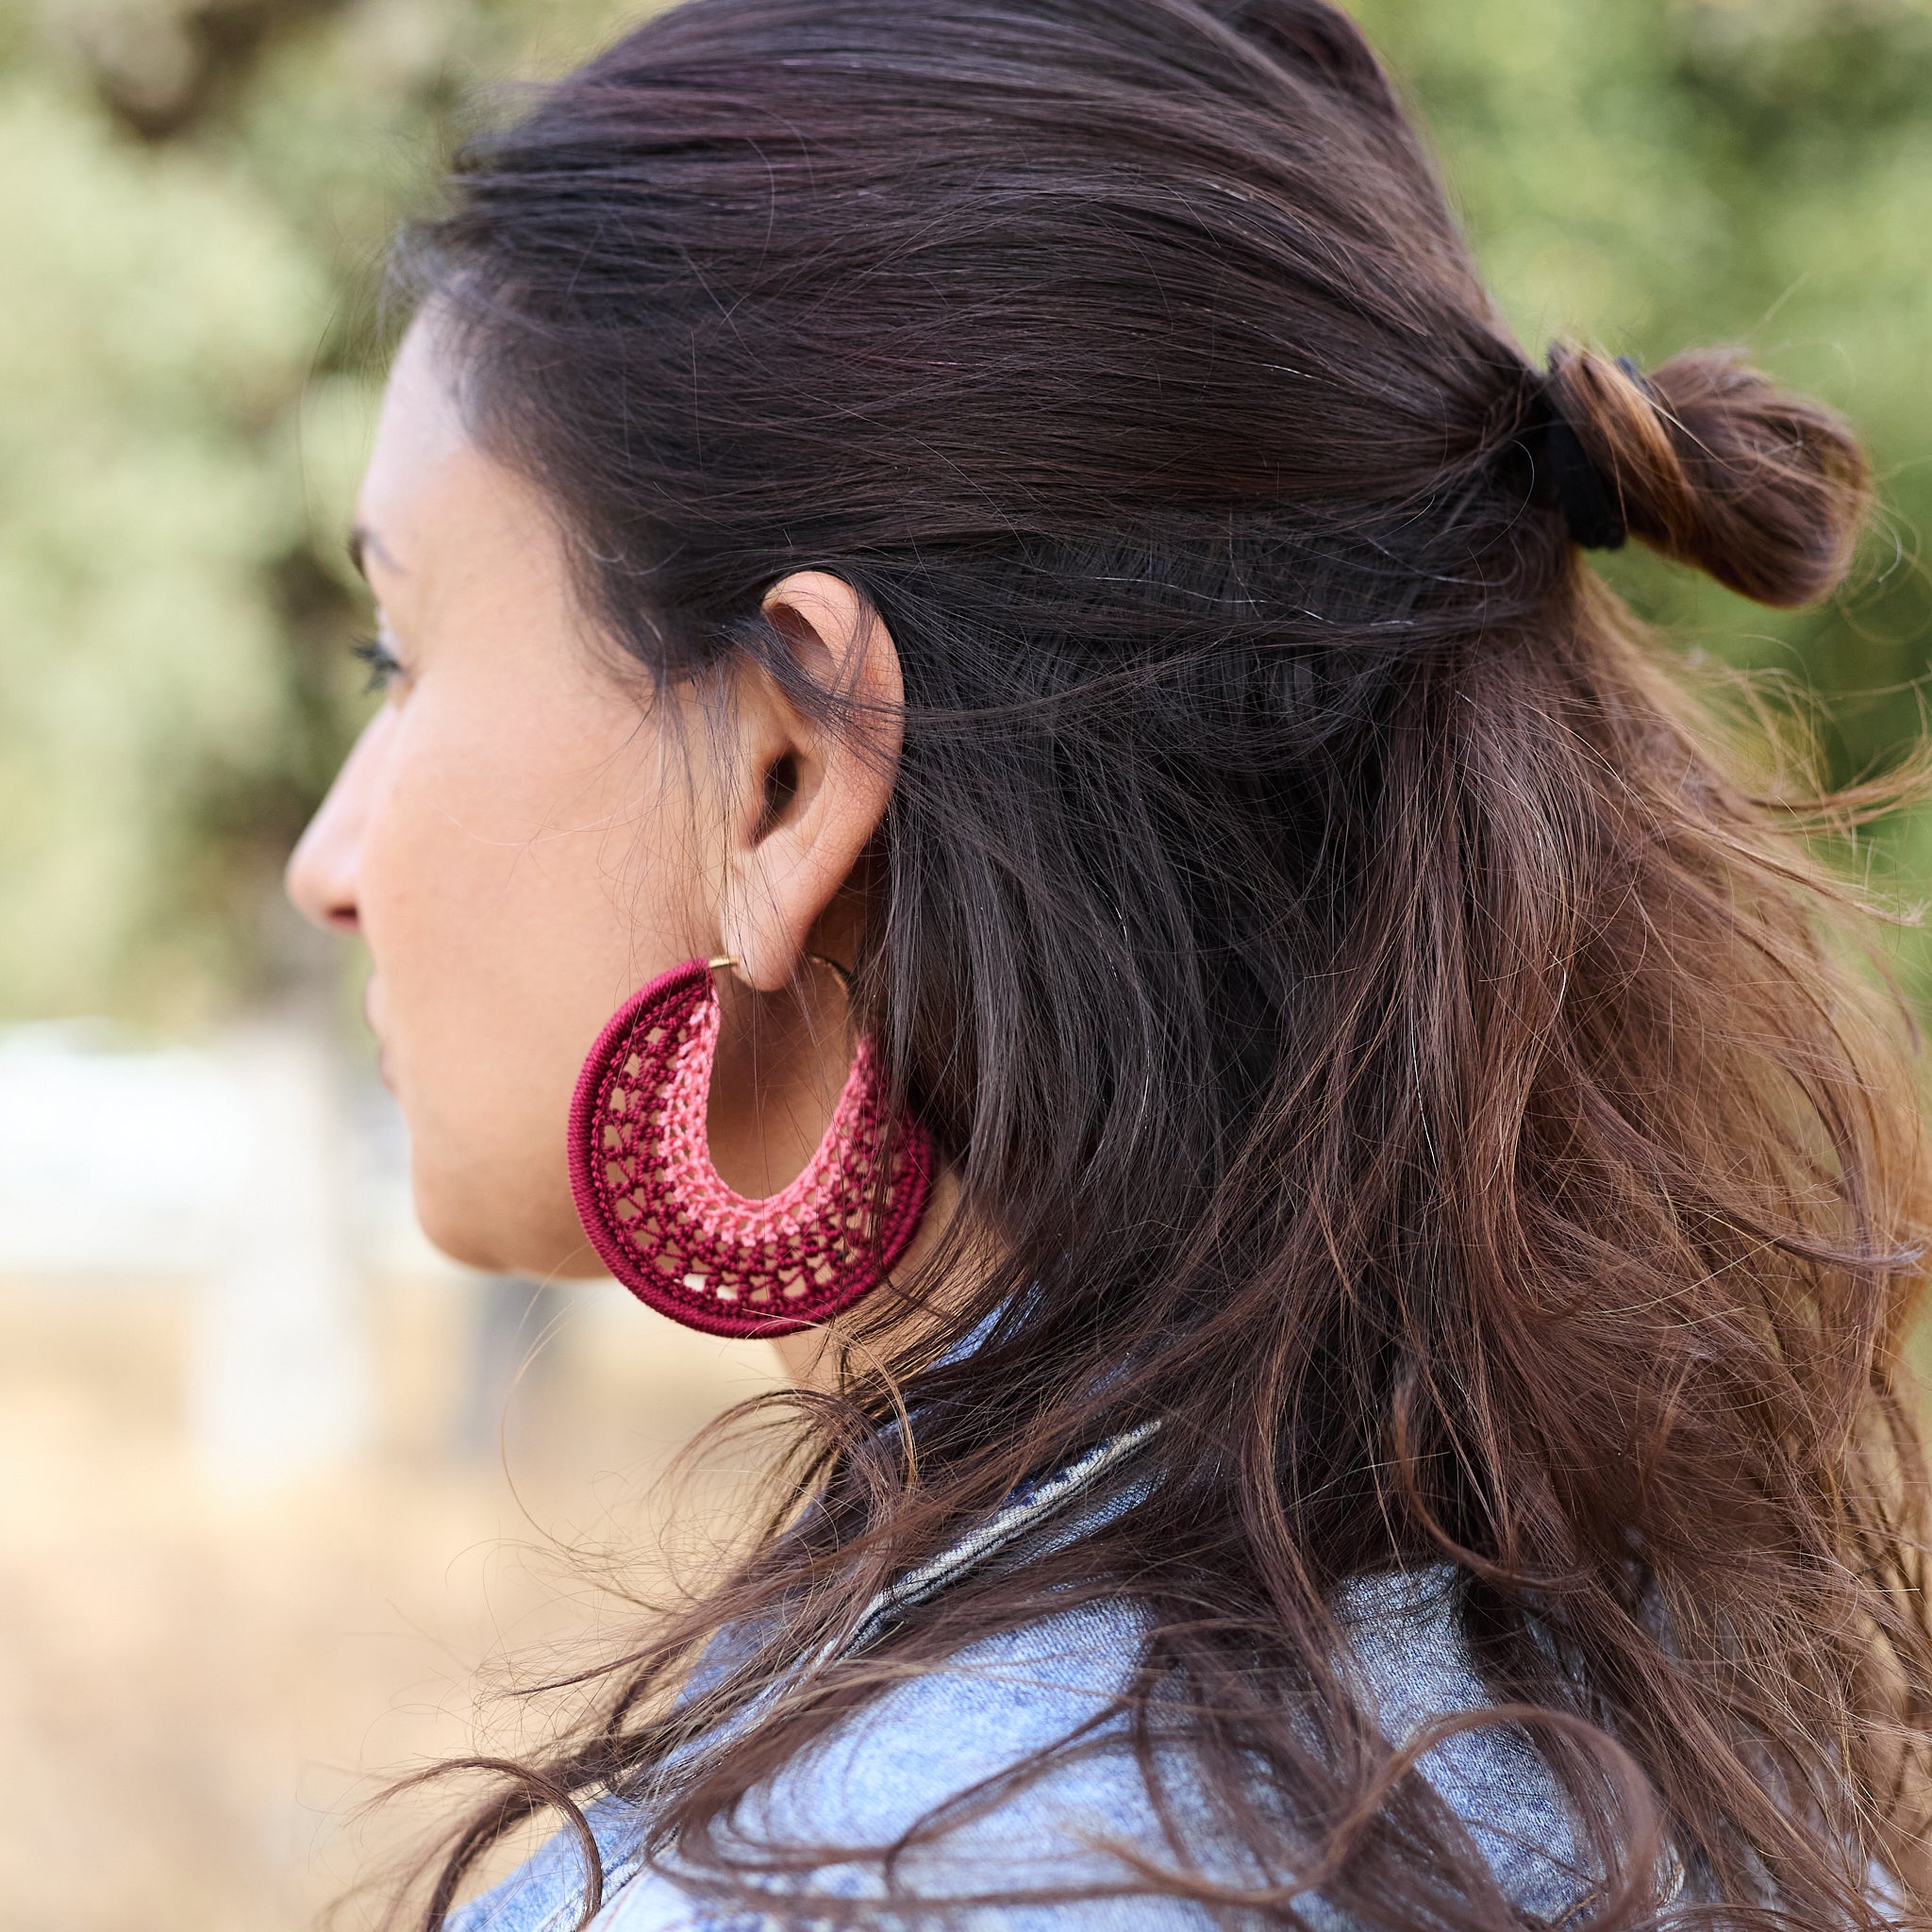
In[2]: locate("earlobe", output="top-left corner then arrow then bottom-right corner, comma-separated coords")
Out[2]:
717,573 -> 905,991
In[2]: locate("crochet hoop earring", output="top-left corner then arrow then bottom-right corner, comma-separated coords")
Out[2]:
567,955 -> 937,1338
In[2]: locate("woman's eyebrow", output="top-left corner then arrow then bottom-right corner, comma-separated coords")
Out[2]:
346,522 -> 404,582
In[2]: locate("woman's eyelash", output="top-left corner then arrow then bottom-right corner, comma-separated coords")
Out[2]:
350,634 -> 404,695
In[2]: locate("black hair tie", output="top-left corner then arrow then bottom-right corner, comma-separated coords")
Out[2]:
1526,354 -> 1647,552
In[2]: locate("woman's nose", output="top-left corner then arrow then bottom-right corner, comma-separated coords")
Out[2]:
285,712 -> 388,936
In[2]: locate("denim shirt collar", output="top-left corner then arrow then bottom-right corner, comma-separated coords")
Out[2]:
830,1417 -> 1159,1662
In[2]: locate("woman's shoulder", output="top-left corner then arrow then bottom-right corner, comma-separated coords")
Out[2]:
1331,1566 -> 1597,1922
453,1569 -> 1595,1932
706,1572 -> 1586,1907
453,1598 -> 1177,1932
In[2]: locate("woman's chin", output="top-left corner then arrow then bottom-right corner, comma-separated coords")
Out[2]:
409,1164 -> 591,1280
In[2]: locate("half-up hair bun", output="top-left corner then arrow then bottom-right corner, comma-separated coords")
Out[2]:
1543,341 -> 1873,608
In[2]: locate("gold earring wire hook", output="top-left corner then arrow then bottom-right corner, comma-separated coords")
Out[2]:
705,953 -> 853,997
804,951 -> 854,996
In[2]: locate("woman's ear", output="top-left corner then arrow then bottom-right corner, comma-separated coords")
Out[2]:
716,572 -> 904,991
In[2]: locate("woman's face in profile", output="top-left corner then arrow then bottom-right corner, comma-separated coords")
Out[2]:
286,317 -> 718,1279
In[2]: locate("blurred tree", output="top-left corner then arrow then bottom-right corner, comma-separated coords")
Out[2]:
0,0 -> 634,1022
0,0 -> 1927,1023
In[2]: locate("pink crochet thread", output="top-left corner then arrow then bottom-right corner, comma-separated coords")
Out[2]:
567,958 -> 937,1338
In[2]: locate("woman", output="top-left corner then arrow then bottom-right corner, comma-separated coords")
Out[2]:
286,0 -> 1932,1926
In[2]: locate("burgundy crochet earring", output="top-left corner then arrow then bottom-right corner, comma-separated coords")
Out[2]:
567,955 -> 936,1338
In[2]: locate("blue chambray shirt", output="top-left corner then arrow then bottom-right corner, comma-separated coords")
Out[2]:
445,1424 -> 1618,1932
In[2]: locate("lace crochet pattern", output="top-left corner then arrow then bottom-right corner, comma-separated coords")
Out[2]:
568,958 -> 936,1337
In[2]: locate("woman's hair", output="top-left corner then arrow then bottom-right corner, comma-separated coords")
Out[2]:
388,1 -> 1932,1925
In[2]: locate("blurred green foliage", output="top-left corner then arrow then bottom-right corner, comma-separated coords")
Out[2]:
2,0 -> 1928,1022
0,0 -> 636,1023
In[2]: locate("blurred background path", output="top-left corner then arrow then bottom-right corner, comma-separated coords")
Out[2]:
0,1010 -> 781,1931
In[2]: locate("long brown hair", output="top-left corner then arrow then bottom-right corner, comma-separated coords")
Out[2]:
385,1 -> 1932,1924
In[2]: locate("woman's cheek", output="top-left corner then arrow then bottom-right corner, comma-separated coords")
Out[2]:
356,701 -> 676,1276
